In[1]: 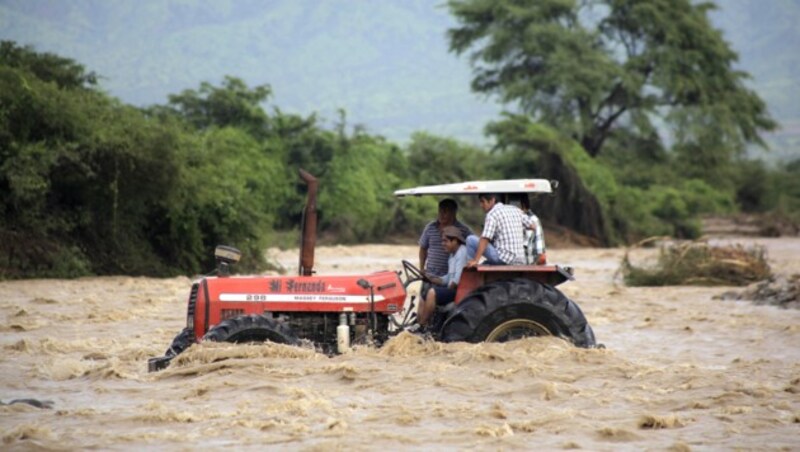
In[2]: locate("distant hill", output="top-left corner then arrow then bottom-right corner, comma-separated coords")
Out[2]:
708,0 -> 800,162
0,0 -> 501,144
1,0 -> 798,157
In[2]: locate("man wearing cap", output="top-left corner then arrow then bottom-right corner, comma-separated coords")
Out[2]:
418,225 -> 468,328
418,198 -> 473,279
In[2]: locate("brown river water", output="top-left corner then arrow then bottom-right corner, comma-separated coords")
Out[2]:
1,238 -> 798,450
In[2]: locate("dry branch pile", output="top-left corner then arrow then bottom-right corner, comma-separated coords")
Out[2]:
621,241 -> 772,286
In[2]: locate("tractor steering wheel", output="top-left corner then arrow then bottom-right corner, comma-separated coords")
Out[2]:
401,260 -> 432,284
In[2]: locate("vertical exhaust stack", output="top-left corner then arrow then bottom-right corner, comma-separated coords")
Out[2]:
298,169 -> 318,276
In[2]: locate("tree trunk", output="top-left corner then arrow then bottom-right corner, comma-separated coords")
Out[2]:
530,151 -> 611,246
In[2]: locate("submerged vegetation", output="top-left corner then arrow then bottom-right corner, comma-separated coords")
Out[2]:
1,0 -> 799,279
621,241 -> 772,286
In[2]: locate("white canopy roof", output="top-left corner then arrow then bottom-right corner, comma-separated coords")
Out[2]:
394,179 -> 554,197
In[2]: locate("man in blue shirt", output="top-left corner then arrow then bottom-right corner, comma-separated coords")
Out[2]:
418,226 -> 468,328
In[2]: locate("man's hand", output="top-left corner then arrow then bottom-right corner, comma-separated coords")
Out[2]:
470,237 -> 489,268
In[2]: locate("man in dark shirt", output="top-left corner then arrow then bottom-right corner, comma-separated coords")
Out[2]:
418,198 -> 473,278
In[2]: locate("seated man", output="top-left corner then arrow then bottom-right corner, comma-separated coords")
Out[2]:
466,193 -> 534,267
418,226 -> 468,328
418,198 -> 472,280
509,193 -> 546,265
524,211 -> 546,264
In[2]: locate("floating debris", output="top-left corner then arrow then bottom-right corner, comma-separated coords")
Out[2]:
621,241 -> 772,286
717,274 -> 800,310
0,398 -> 54,409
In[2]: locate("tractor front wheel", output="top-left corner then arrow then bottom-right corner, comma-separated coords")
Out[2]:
441,278 -> 596,348
203,314 -> 300,345
164,327 -> 195,357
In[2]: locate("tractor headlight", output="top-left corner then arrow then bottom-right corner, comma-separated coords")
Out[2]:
215,245 -> 241,265
215,245 -> 241,276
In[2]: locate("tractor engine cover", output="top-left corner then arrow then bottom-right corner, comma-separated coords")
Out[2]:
191,271 -> 407,340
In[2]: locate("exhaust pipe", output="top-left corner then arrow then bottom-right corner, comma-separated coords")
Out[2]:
298,169 -> 318,276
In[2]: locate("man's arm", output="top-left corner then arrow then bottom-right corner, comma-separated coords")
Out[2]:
449,247 -> 468,288
418,223 -> 430,269
522,212 -> 535,230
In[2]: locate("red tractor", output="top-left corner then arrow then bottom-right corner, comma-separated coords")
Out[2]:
148,170 -> 596,372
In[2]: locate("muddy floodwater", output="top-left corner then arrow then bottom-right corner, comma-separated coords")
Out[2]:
1,238 -> 799,450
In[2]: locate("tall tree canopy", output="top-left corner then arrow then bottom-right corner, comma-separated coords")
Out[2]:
0,41 -> 97,89
164,75 -> 272,139
447,0 -> 776,158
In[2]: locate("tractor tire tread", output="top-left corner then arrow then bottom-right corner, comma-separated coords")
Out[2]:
165,327 -> 195,357
441,278 -> 596,348
202,314 -> 300,345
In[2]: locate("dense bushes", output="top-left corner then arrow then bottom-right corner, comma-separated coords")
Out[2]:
0,43 -> 288,276
0,43 -> 463,277
320,138 -> 399,242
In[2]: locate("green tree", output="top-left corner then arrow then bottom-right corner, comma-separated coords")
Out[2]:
485,115 -> 734,242
1,42 -> 107,276
319,134 -> 401,242
486,115 -> 615,243
158,127 -> 289,273
447,0 -> 776,159
0,40 -> 97,89
406,132 -> 495,185
1,43 -> 292,277
0,51 -> 189,276
164,75 -> 272,139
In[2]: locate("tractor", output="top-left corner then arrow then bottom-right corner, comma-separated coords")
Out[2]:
148,169 -> 596,372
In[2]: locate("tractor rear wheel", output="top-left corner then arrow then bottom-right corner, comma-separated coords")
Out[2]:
441,278 -> 596,348
203,314 -> 300,345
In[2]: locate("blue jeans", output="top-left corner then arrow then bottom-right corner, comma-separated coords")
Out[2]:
432,285 -> 456,306
466,235 -> 505,265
